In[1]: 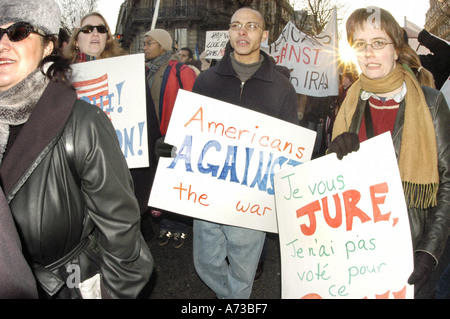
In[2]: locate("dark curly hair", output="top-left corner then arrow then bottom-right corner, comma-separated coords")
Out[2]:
39,34 -> 73,86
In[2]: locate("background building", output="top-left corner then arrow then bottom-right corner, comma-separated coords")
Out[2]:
425,0 -> 450,41
115,0 -> 294,55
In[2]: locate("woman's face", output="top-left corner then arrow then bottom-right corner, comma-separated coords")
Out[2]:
0,22 -> 53,92
352,23 -> 398,80
76,15 -> 108,58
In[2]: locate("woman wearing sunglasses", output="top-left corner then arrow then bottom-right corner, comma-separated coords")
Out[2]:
328,7 -> 449,298
0,0 -> 153,298
65,13 -> 162,244
64,12 -> 125,63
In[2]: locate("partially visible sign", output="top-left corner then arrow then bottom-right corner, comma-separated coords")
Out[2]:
204,31 -> 229,59
71,54 -> 148,168
269,8 -> 339,97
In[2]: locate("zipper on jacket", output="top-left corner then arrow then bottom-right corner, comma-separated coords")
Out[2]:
240,81 -> 245,101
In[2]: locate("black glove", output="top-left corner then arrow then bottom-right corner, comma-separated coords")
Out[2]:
408,251 -> 435,295
328,132 -> 360,160
155,136 -> 176,159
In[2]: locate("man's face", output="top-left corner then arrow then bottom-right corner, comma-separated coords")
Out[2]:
228,8 -> 268,64
143,36 -> 166,60
178,49 -> 191,64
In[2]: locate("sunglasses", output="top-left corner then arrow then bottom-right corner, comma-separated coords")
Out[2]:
77,25 -> 108,35
0,22 -> 46,42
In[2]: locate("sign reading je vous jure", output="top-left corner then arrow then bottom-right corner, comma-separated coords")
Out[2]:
274,132 -> 414,299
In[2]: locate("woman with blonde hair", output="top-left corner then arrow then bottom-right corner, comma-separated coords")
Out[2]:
64,12 -> 125,63
328,7 -> 449,297
65,12 -> 161,242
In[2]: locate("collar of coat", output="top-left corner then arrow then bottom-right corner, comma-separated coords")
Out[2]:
216,50 -> 274,83
0,81 -> 77,197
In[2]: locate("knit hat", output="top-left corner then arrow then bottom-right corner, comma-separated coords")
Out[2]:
145,29 -> 173,51
0,0 -> 61,36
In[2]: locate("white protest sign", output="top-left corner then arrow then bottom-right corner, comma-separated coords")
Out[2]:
274,132 -> 414,299
204,31 -> 229,59
71,54 -> 148,168
269,8 -> 339,97
149,90 -> 316,233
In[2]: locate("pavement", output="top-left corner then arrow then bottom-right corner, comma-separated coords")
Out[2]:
138,215 -> 281,299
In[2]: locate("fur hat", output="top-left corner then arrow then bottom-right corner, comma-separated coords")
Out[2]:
0,0 -> 61,36
145,29 -> 173,52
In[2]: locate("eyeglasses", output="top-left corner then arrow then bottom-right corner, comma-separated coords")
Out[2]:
144,40 -> 158,47
353,40 -> 393,52
0,22 -> 46,42
77,25 -> 108,35
229,22 -> 264,32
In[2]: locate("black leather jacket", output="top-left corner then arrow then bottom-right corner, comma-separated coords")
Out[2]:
0,81 -> 153,298
348,86 -> 450,264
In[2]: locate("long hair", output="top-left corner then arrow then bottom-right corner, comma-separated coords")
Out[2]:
63,12 -> 126,63
346,7 -> 435,88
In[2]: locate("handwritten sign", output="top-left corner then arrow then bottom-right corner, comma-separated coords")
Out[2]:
204,31 -> 229,60
149,90 -> 316,233
274,133 -> 414,299
268,8 -> 339,97
71,54 -> 148,168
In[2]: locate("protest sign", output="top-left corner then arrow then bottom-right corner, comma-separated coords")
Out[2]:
71,54 -> 148,168
149,90 -> 316,233
204,30 -> 229,59
274,132 -> 414,299
268,8 -> 339,97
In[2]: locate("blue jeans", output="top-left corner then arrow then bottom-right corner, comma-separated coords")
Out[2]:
435,263 -> 450,299
193,219 -> 266,299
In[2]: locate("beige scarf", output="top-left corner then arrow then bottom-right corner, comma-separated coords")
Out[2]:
333,64 -> 438,209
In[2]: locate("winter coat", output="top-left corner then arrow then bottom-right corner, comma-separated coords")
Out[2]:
148,55 -> 197,135
0,187 -> 38,299
418,29 -> 450,90
192,51 -> 299,125
347,85 -> 450,264
0,81 -> 153,298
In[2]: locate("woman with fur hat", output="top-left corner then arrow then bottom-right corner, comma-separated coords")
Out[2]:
328,7 -> 449,297
0,0 -> 153,298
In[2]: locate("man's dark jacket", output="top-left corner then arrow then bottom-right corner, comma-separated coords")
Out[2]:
193,51 -> 299,125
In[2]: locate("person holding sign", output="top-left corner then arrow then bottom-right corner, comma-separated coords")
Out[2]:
329,7 -> 450,297
191,7 -> 298,299
0,0 -> 153,298
64,12 -> 162,243
63,13 -> 125,63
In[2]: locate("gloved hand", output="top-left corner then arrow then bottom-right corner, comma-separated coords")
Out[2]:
155,136 -> 176,159
408,251 -> 435,295
328,132 -> 360,160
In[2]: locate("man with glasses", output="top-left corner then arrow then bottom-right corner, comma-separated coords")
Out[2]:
144,29 -> 197,249
191,7 -> 298,299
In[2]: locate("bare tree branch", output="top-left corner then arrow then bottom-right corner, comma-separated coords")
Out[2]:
291,0 -> 347,34
55,0 -> 98,32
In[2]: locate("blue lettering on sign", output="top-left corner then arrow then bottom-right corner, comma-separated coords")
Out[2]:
167,135 -> 301,195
